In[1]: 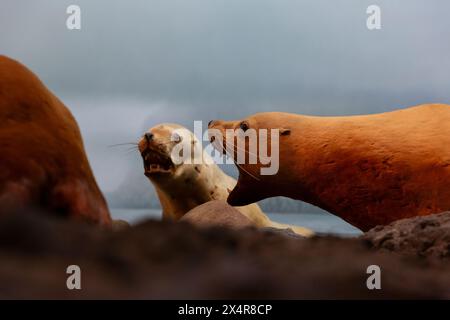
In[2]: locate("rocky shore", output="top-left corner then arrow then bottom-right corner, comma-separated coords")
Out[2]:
0,210 -> 448,299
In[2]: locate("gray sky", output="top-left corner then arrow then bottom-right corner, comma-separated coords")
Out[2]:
1,0 -> 450,191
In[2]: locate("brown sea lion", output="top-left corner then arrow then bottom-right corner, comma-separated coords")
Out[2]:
137,123 -> 313,236
0,55 -> 111,226
208,104 -> 450,231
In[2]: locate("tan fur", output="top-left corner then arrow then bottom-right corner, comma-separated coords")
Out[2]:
209,104 -> 450,231
138,123 -> 313,236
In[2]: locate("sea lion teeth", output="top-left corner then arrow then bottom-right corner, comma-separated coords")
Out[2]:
137,123 -> 313,237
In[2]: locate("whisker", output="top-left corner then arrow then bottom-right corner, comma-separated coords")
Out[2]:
223,140 -> 259,159
108,142 -> 138,148
235,162 -> 260,181
220,141 -> 260,181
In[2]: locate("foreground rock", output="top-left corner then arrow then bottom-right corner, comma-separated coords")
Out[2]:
0,211 -> 448,299
364,211 -> 450,260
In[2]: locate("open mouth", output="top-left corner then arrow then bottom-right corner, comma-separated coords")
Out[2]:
141,148 -> 174,175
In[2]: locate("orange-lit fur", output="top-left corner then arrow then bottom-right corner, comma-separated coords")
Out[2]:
210,105 -> 450,231
0,56 -> 111,226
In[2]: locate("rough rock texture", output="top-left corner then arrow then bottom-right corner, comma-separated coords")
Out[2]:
364,211 -> 450,260
0,210 -> 448,299
181,201 -> 254,229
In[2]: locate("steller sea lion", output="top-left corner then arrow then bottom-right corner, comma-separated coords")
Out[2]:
137,123 -> 313,236
0,55 -> 111,226
208,104 -> 450,231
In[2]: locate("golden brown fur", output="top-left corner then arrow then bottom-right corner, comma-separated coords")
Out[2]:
209,104 -> 450,231
0,56 -> 111,226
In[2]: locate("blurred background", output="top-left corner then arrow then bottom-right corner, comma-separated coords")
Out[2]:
1,0 -> 449,234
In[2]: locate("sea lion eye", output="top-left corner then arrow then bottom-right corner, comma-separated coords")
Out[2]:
239,122 -> 249,132
172,133 -> 183,143
280,128 -> 291,136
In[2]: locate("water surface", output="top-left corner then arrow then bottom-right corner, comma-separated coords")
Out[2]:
111,208 -> 362,236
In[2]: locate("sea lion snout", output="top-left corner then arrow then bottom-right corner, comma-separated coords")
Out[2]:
144,132 -> 154,142
139,128 -> 169,153
207,119 -> 232,155
139,128 -> 176,176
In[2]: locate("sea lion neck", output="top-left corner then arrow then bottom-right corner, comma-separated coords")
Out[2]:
150,164 -> 218,220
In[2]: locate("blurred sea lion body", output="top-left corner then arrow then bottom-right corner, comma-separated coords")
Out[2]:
0,56 -> 111,226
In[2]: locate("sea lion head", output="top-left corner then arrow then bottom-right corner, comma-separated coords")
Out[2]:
208,113 -> 292,206
138,123 -> 205,184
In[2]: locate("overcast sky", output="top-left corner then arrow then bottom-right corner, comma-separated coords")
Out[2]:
1,0 -> 450,191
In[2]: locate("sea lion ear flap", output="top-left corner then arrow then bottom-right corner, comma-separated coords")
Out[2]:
280,128 -> 291,136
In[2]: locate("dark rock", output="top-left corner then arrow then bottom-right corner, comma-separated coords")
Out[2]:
0,210 -> 449,299
364,211 -> 450,260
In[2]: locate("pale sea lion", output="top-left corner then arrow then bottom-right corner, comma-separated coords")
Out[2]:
137,123 -> 313,236
0,55 -> 111,226
208,104 -> 450,231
